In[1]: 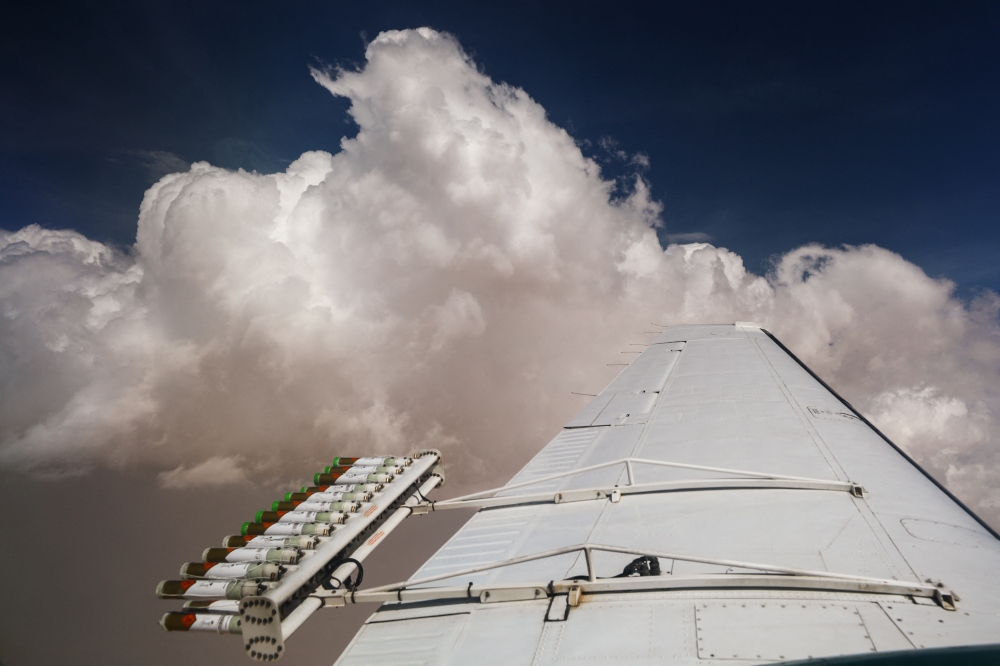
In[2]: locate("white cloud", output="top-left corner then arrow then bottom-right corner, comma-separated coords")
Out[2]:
1,29 -> 998,522
665,231 -> 713,244
428,288 -> 486,351
159,456 -> 250,489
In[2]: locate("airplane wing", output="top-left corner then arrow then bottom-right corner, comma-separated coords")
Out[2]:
331,323 -> 1000,664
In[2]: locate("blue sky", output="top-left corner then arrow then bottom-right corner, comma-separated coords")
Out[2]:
3,1 -> 999,293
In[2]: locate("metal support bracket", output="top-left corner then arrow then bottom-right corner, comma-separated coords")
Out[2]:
321,542 -> 955,612
413,457 -> 867,513
555,489 -> 608,504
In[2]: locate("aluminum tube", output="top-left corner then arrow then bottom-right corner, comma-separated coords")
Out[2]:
280,597 -> 322,640
425,478 -> 857,511
281,475 -> 444,642
264,452 -> 440,607
627,458 -> 828,483
345,574 -> 938,606
360,543 -> 588,594
359,540 -> 929,596
329,475 -> 443,586
439,457 -> 835,504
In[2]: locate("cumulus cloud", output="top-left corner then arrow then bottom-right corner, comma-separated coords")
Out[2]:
0,28 -> 998,524
132,149 -> 190,182
665,231 -> 713,244
158,456 -> 250,489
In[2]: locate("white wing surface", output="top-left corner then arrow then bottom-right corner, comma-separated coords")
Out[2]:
334,324 -> 1000,664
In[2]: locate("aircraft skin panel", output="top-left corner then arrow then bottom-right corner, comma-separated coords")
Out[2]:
334,324 -> 1000,665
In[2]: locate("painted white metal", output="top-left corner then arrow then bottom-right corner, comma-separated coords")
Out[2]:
695,601 -> 872,660
334,325 -> 1000,665
279,474 -> 445,642
239,452 -> 441,661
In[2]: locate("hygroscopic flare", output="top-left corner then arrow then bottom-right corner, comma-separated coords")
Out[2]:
156,579 -> 270,600
254,510 -> 347,524
160,612 -> 242,633
182,599 -> 240,613
240,521 -> 333,537
271,500 -> 358,513
222,535 -> 317,549
202,547 -> 300,564
179,561 -> 282,581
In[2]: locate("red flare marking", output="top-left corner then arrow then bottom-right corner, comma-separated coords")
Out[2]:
182,613 -> 196,627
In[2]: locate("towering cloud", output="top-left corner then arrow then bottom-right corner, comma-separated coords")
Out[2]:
1,28 -> 997,522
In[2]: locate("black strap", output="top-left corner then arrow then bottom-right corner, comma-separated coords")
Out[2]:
555,555 -> 662,584
321,557 -> 365,591
413,488 -> 435,511
614,555 -> 661,578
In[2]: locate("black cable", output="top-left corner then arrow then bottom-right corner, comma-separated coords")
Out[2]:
321,557 -> 365,591
561,555 -> 662,583
613,555 -> 661,578
412,487 -> 435,511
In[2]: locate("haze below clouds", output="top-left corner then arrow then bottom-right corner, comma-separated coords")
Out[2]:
1,27 -> 998,530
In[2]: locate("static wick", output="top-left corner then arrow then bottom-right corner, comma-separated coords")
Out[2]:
571,392 -> 597,397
